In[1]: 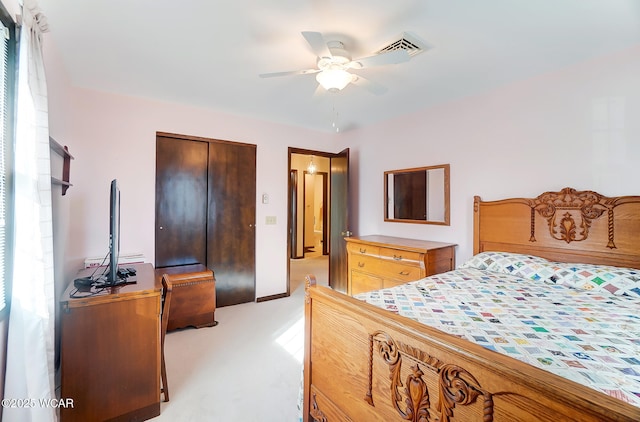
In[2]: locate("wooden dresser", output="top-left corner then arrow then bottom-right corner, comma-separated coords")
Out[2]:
346,235 -> 456,295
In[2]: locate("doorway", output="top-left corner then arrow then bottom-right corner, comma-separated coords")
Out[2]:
287,147 -> 350,295
303,171 -> 328,258
289,151 -> 330,295
290,153 -> 329,260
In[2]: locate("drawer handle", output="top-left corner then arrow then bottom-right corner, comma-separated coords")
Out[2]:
393,255 -> 403,261
399,271 -> 410,276
359,248 -> 367,254
358,262 -> 365,268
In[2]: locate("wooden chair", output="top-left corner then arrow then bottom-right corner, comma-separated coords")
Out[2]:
160,274 -> 174,402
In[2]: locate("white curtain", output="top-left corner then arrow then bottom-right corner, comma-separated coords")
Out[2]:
3,0 -> 56,421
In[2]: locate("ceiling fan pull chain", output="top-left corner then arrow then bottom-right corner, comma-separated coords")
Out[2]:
332,101 -> 340,133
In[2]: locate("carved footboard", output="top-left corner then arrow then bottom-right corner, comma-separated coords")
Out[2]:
303,276 -> 639,422
364,330 -> 494,422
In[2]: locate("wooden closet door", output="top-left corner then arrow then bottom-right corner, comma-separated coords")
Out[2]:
207,141 -> 256,307
155,136 -> 208,267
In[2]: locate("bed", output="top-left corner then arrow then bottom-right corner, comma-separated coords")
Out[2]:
303,187 -> 640,421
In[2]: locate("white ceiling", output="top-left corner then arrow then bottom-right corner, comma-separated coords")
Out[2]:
38,0 -> 640,133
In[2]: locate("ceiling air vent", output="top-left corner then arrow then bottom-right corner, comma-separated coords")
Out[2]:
376,32 -> 425,58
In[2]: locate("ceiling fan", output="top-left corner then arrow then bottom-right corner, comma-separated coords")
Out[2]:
259,31 -> 411,95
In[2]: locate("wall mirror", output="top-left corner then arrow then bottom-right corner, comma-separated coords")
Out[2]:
384,164 -> 450,225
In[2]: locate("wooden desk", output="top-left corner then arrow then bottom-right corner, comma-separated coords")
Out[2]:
60,263 -> 161,422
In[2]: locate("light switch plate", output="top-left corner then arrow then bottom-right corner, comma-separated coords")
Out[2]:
265,216 -> 276,225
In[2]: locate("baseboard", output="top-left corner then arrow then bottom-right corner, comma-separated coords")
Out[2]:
256,292 -> 288,302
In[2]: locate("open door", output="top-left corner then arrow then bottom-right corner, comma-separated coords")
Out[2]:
329,148 -> 350,292
289,170 -> 299,258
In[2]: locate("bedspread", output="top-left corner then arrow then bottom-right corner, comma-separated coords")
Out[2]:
355,267 -> 640,407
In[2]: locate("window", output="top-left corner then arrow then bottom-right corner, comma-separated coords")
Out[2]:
0,5 -> 16,315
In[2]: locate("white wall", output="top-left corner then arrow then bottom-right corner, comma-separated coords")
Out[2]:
345,45 -> 640,265
43,39 -> 342,300
44,27 -> 640,298
1,0 -> 18,20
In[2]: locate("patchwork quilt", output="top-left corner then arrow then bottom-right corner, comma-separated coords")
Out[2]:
355,265 -> 640,407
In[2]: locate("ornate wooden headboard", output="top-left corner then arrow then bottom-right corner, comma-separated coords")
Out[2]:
473,187 -> 640,268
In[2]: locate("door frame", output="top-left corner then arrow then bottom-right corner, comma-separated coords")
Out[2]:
287,147 -> 346,296
289,169 -> 300,259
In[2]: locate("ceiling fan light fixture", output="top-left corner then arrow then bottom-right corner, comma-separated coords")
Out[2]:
316,69 -> 352,91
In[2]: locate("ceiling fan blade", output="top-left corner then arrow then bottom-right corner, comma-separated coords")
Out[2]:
259,68 -> 320,78
349,49 -> 410,69
350,75 -> 387,95
301,31 -> 332,59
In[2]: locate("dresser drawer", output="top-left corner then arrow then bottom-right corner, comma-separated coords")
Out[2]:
379,247 -> 422,264
350,255 -> 379,273
347,242 -> 380,257
379,260 -> 423,282
350,271 -> 383,295
383,278 -> 411,289
353,255 -> 419,279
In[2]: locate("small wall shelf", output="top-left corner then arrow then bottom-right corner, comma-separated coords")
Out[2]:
49,136 -> 73,196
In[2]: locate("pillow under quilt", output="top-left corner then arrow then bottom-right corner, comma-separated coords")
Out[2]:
460,251 -> 640,298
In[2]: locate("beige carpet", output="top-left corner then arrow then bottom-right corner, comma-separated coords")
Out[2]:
151,255 -> 328,422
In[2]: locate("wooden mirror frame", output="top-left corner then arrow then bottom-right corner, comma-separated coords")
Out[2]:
384,164 -> 450,225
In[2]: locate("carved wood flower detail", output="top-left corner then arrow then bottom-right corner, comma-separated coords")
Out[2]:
531,188 -> 612,245
368,331 -> 493,422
